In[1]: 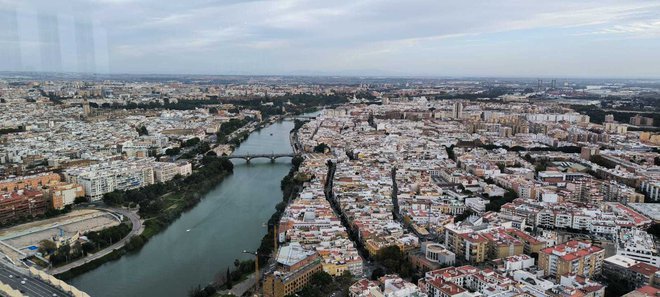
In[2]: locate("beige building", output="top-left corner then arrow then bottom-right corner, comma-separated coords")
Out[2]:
263,243 -> 323,297
46,182 -> 85,209
538,240 -> 605,278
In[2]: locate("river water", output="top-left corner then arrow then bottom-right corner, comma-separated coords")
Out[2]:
70,119 -> 296,297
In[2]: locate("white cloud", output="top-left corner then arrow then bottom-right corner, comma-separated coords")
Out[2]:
2,0 -> 660,76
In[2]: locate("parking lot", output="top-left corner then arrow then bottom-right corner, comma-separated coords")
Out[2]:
0,209 -> 121,252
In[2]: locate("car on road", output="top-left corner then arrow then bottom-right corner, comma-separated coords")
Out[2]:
20,280 -> 26,284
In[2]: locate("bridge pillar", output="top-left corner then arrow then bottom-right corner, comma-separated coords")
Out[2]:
270,157 -> 276,163
245,157 -> 251,164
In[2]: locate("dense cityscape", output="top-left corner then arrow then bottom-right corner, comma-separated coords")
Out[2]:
0,74 -> 658,297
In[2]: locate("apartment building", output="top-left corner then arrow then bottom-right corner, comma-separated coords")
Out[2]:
45,182 -> 85,209
538,241 -> 605,278
641,180 -> 660,202
153,162 -> 179,183
0,189 -> 48,223
422,266 -> 515,297
65,159 -> 156,201
0,172 -> 61,192
349,275 -> 427,297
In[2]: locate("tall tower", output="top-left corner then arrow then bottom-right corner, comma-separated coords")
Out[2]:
452,102 -> 463,119
82,99 -> 91,117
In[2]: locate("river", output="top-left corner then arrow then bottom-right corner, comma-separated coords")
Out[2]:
70,119 -> 296,297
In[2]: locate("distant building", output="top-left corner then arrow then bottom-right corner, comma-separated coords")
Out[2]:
605,114 -> 614,123
640,180 -> 660,202
82,99 -> 91,117
452,102 -> 463,119
581,146 -> 599,161
630,114 -> 654,126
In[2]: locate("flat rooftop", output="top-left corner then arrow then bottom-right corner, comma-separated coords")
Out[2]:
628,203 -> 660,221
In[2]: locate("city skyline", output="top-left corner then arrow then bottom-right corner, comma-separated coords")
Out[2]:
1,0 -> 660,78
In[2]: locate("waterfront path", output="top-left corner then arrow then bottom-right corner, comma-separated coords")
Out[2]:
48,208 -> 143,275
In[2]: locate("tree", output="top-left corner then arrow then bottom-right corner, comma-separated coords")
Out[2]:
74,196 -> 87,204
647,223 -> 660,240
371,267 -> 385,280
165,147 -> 181,156
486,189 -> 518,212
183,137 -> 201,147
38,239 -> 57,255
313,143 -> 330,153
375,246 -> 413,277
225,268 -> 232,289
454,209 -> 475,222
445,145 -> 456,161
310,271 -> 333,287
137,126 -> 149,136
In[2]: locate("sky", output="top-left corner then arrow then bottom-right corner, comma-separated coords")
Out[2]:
1,0 -> 660,78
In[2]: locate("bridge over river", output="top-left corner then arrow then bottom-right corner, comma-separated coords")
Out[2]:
226,153 -> 299,163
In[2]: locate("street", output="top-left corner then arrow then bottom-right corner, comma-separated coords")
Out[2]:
0,264 -> 70,297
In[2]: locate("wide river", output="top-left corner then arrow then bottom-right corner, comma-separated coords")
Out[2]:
70,119 -> 296,297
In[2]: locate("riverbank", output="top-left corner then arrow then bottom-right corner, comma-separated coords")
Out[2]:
69,118 -> 300,297
56,157 -> 234,280
55,118 -> 257,280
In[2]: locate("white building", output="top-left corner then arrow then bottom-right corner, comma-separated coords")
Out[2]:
617,229 -> 660,267
153,162 -> 179,183
65,159 -> 156,201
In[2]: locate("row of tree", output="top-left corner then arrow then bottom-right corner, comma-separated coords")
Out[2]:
103,157 -> 234,239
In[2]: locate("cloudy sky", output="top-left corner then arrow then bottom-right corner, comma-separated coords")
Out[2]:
1,0 -> 660,78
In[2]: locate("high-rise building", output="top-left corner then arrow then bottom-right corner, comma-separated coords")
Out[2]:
580,146 -> 599,160
452,102 -> 463,119
82,99 -> 91,117
630,114 -> 654,126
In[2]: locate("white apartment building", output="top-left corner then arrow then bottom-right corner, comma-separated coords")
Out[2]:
617,229 -> 660,267
65,159 -> 156,201
641,180 -> 660,202
153,162 -> 179,183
